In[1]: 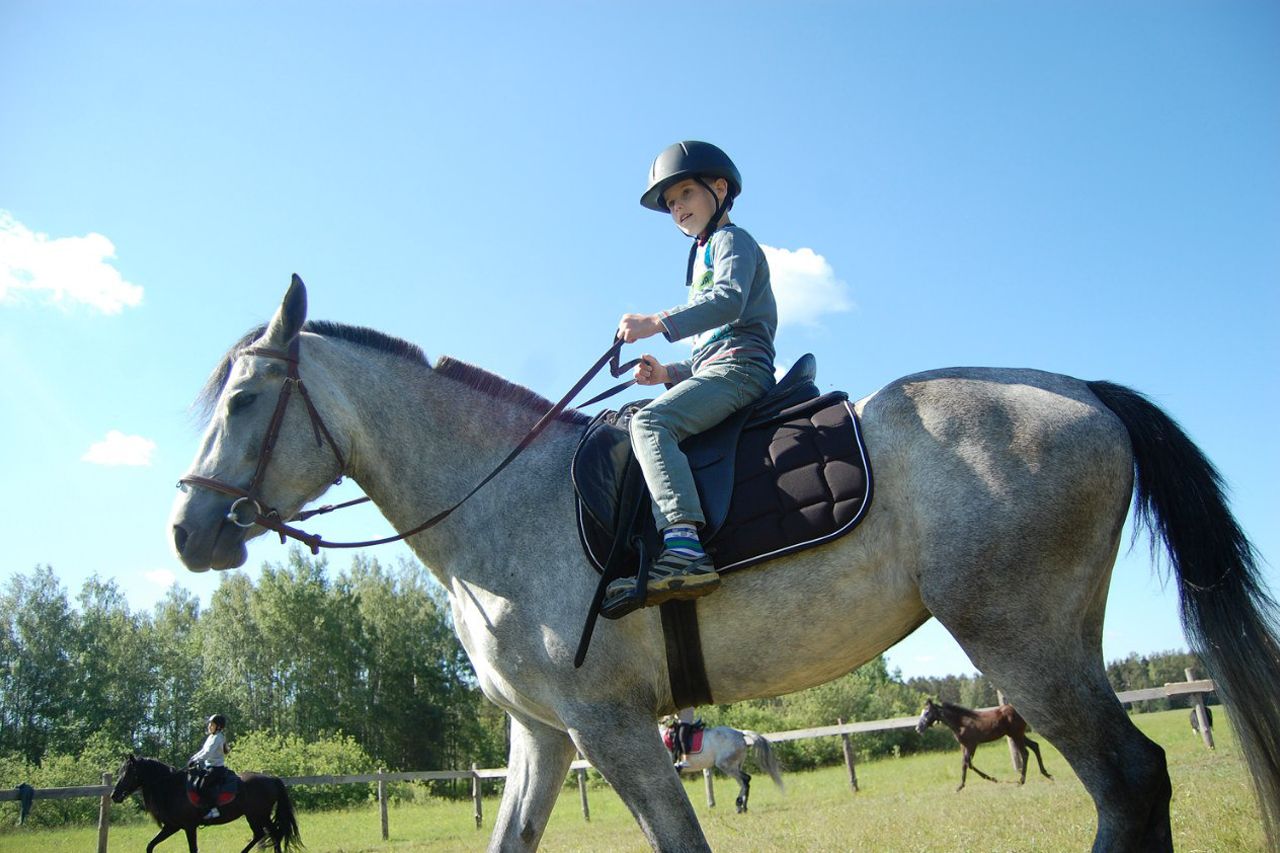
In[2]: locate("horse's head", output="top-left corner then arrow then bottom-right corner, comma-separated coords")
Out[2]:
915,699 -> 940,735
111,754 -> 142,803
170,276 -> 350,571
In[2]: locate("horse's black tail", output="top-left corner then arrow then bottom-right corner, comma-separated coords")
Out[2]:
269,778 -> 303,852
1088,380 -> 1280,846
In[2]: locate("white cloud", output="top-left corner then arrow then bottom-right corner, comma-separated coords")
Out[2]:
762,245 -> 854,328
0,210 -> 144,314
82,430 -> 156,466
145,569 -> 178,587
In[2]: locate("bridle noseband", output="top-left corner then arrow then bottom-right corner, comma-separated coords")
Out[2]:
178,334 -> 639,555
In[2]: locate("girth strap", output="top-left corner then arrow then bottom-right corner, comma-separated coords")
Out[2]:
661,601 -> 713,708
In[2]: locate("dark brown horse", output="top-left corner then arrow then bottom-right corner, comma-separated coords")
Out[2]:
111,755 -> 302,852
916,699 -> 1054,791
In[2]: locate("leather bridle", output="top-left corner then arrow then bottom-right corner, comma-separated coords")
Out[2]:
178,334 -> 639,555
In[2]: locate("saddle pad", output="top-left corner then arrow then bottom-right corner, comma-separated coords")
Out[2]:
576,396 -> 872,575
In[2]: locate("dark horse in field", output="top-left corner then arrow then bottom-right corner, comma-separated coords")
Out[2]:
917,699 -> 1054,791
111,755 -> 302,852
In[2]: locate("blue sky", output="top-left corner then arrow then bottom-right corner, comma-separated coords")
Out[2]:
1,0 -> 1276,681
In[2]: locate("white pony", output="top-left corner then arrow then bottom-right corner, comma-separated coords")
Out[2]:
660,720 -> 783,813
170,278 -> 1280,852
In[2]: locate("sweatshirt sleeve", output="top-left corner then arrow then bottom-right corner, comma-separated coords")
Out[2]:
659,230 -> 760,343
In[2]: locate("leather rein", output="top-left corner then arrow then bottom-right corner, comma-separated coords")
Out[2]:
179,335 -> 639,554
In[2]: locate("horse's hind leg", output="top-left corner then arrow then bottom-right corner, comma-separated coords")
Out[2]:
719,765 -> 751,813
935,595 -> 1172,849
1011,737 -> 1030,784
240,816 -> 268,853
1024,736 -> 1054,781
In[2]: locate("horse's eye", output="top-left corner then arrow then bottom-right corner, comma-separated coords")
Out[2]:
228,392 -> 257,414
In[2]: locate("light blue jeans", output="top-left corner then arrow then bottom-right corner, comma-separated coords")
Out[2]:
630,358 -> 776,530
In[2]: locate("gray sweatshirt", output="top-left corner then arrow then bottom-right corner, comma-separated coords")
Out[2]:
658,225 -> 778,383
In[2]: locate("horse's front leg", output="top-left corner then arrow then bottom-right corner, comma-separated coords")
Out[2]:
489,712 -> 577,852
145,824 -> 179,852
184,825 -> 198,853
965,746 -> 998,784
571,706 -> 710,852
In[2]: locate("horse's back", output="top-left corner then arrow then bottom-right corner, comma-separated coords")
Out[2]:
857,366 -> 1133,564
857,366 -> 1131,476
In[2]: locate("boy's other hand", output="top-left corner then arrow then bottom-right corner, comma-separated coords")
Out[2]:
618,312 -> 664,343
633,354 -> 669,386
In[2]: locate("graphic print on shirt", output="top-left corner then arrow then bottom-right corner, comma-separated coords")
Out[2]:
690,244 -> 732,351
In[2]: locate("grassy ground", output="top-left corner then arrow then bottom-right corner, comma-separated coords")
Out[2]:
2,709 -> 1266,852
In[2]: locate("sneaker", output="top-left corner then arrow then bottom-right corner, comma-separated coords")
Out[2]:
205,808 -> 220,820
601,550 -> 720,617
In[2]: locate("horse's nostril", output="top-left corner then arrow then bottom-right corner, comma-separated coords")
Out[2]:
173,524 -> 189,554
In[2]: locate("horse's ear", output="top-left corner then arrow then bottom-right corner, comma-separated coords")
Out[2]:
262,273 -> 308,348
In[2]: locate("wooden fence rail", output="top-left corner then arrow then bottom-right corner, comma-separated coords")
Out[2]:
0,674 -> 1216,849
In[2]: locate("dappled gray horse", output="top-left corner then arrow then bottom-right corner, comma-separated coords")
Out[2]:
661,720 -> 783,813
170,278 -> 1280,852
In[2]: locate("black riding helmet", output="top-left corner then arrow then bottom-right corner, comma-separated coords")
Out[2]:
640,141 -> 742,212
207,714 -> 227,729
642,141 -> 743,285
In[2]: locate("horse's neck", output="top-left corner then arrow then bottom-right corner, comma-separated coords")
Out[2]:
940,704 -> 974,727
328,345 -> 581,582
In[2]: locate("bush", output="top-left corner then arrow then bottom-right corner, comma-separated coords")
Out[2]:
0,731 -> 152,828
230,730 -> 375,810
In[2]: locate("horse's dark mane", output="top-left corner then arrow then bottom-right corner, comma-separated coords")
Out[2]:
134,755 -> 178,777
937,701 -> 981,723
128,756 -> 179,825
194,320 -> 431,424
434,356 -> 589,426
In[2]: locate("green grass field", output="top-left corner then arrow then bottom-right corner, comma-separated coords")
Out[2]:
3,709 -> 1266,852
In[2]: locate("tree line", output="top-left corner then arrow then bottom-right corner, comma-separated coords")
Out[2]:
0,552 -> 508,775
1,552 -> 1205,792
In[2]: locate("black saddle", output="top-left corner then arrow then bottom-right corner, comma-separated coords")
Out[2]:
573,354 -> 826,548
571,354 -> 873,685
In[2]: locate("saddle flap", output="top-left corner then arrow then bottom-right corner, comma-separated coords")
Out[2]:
571,403 -> 649,535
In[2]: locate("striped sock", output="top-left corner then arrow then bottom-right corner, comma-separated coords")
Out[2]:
662,523 -> 705,559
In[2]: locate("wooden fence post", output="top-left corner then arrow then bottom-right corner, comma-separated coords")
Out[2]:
471,764 -> 483,829
703,768 -> 715,808
996,690 -> 1023,774
838,718 -> 858,793
97,772 -> 112,853
378,769 -> 389,840
576,755 -> 590,822
1186,668 -> 1215,750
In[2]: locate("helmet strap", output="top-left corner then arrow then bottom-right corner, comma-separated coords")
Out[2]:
685,176 -> 729,286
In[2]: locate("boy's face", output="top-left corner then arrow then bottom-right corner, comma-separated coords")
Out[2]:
662,177 -> 728,237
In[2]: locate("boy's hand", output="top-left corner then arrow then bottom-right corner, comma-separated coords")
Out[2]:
617,313 -> 664,343
633,354 -> 669,386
